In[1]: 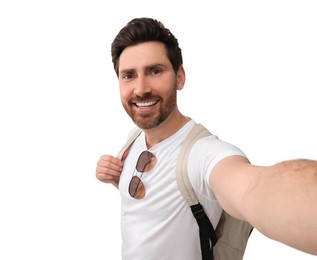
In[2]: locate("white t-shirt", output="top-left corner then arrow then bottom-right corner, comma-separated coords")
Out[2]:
118,120 -> 246,260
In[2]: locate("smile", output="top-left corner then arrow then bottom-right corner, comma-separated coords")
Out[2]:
135,100 -> 158,107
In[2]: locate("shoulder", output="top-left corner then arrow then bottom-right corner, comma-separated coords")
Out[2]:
186,133 -> 246,191
189,134 -> 247,172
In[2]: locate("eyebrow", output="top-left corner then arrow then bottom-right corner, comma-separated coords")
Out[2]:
146,63 -> 167,70
119,63 -> 168,75
119,68 -> 135,76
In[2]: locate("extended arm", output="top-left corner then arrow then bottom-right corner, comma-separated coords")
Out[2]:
209,155 -> 317,255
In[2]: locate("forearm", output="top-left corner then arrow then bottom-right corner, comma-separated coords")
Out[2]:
246,159 -> 317,255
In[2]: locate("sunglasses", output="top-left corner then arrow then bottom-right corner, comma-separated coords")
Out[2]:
128,151 -> 157,199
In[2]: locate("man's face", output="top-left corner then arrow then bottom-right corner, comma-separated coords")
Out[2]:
118,41 -> 181,129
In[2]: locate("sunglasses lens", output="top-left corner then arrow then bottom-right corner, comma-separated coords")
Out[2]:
129,151 -> 156,199
136,151 -> 156,172
129,176 -> 145,199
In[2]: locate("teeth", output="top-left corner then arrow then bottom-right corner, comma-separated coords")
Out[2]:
136,101 -> 157,107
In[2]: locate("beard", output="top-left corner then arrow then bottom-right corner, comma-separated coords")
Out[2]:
122,84 -> 177,130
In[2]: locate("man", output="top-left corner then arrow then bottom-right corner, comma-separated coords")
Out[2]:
96,17 -> 317,259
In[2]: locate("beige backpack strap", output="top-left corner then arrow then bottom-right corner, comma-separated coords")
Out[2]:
176,123 -> 211,206
116,128 -> 142,160
176,123 -> 217,260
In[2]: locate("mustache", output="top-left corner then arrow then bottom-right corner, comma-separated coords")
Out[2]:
131,93 -> 159,102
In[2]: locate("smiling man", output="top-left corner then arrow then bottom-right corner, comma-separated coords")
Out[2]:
96,17 -> 317,260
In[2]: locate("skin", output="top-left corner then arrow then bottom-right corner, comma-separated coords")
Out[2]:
96,41 -> 317,255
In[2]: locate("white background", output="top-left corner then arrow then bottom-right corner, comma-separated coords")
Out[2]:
0,0 -> 316,259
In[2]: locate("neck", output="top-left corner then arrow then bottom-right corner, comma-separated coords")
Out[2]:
142,108 -> 190,148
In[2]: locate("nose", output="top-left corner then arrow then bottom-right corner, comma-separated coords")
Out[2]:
134,76 -> 151,97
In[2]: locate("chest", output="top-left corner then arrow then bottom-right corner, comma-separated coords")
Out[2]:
119,138 -> 187,215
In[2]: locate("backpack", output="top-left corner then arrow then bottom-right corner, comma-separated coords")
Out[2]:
117,123 -> 253,260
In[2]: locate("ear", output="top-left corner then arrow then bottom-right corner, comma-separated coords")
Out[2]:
176,65 -> 186,90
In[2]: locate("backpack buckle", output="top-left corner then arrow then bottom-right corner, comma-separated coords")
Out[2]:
191,203 -> 206,219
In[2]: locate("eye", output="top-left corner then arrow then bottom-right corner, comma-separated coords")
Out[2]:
122,72 -> 135,80
151,68 -> 162,76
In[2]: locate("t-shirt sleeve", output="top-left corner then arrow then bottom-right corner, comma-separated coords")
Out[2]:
188,135 -> 247,199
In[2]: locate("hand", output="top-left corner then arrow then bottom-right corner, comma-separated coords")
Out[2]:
96,155 -> 124,188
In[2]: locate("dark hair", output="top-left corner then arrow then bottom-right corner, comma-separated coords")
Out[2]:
111,17 -> 183,76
